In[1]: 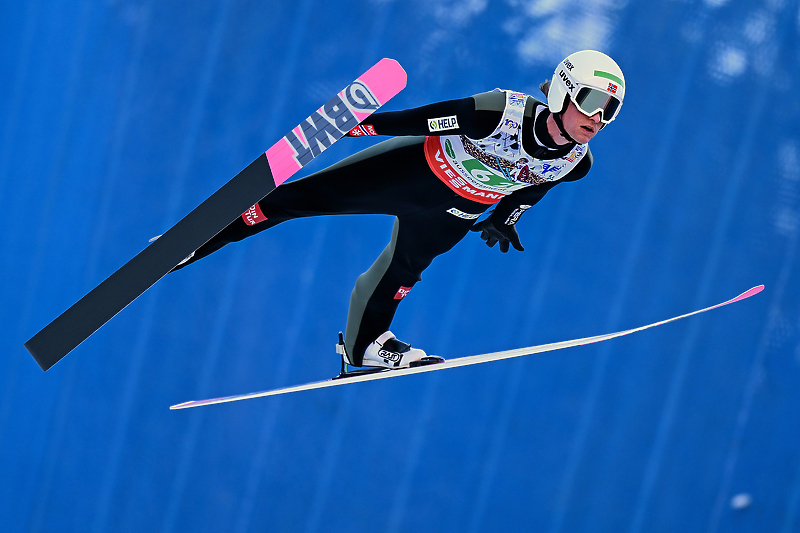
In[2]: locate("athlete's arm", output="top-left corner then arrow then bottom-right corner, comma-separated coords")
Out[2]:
493,151 -> 592,221
348,93 -> 504,138
479,149 -> 594,247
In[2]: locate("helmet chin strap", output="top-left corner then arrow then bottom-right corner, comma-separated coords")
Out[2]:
552,110 -> 577,145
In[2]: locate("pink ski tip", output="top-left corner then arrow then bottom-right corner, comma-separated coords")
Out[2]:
359,58 -> 407,102
733,285 -> 764,302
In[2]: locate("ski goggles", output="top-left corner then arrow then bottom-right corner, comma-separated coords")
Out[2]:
571,86 -> 622,124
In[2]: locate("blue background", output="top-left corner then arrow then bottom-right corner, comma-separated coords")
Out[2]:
3,0 -> 799,531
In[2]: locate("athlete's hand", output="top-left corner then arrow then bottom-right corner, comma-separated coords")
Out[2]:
470,217 -> 524,253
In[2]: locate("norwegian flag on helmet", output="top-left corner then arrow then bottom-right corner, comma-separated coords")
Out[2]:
607,82 -> 618,94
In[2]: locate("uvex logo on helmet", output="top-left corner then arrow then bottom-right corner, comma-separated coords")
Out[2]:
558,69 -> 577,93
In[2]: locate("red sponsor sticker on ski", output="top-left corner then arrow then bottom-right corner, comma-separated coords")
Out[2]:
348,124 -> 377,136
394,286 -> 413,300
242,203 -> 267,226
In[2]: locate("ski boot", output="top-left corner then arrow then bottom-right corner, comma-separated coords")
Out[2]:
335,332 -> 443,379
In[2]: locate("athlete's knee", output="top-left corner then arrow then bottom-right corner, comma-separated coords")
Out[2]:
386,250 -> 434,282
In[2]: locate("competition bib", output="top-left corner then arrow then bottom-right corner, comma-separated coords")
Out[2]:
424,91 -> 587,204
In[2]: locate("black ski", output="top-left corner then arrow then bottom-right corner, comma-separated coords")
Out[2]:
25,58 -> 407,371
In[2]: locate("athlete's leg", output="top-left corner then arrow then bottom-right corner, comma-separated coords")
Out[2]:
175,137 -> 430,269
344,195 -> 487,364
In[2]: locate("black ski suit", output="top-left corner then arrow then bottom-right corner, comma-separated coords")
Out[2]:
178,90 -> 593,364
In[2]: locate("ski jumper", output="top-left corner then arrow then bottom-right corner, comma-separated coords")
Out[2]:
177,90 -> 594,365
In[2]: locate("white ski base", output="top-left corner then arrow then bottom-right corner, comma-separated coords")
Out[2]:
170,285 -> 764,410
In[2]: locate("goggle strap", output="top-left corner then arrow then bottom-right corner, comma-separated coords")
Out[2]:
552,111 -> 577,144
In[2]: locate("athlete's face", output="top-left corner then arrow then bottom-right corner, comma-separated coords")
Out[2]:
562,101 -> 602,144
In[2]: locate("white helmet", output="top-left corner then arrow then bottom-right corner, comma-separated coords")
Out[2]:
548,50 -> 625,124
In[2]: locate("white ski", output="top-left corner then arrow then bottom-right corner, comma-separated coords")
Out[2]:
170,285 -> 764,410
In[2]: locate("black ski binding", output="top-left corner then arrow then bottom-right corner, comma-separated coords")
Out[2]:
410,356 -> 445,367
334,332 -> 389,380
333,332 -> 443,380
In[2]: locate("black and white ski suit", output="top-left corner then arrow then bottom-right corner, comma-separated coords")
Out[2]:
179,90 -> 593,364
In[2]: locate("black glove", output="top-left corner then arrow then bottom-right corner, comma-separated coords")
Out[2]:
470,216 -> 524,253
